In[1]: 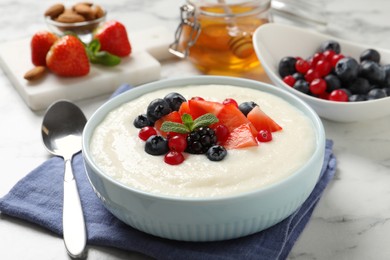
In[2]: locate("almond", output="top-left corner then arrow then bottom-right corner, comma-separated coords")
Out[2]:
24,66 -> 46,81
56,12 -> 86,23
74,3 -> 95,20
44,3 -> 65,19
92,5 -> 105,19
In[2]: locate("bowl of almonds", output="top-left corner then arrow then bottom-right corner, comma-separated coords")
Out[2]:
44,2 -> 106,42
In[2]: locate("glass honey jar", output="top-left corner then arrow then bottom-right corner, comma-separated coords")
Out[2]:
169,0 -> 272,77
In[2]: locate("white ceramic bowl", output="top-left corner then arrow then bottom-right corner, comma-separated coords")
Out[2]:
82,76 -> 325,241
253,23 -> 390,122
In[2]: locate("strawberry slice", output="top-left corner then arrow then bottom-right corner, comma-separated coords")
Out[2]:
223,124 -> 258,149
178,101 -> 190,115
154,111 -> 182,137
247,106 -> 282,132
188,99 -> 224,119
217,104 -> 257,136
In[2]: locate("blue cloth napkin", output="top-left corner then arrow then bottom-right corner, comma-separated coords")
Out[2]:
0,84 -> 337,260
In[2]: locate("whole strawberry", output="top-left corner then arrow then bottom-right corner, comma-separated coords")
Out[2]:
31,31 -> 58,66
94,20 -> 131,57
46,35 -> 90,77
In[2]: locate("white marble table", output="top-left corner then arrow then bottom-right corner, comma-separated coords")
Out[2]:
1,0 -> 390,259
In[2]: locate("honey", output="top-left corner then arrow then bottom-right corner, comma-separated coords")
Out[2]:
170,0 -> 271,76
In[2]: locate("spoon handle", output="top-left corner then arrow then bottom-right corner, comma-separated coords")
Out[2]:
63,158 -> 87,258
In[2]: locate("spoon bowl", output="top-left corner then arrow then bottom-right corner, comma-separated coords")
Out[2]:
41,100 -> 87,258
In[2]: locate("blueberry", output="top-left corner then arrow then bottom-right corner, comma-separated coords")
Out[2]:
339,88 -> 352,97
144,135 -> 169,155
206,145 -> 227,161
292,72 -> 304,80
293,79 -> 310,94
335,57 -> 359,82
146,98 -> 172,122
360,49 -> 380,63
278,56 -> 297,78
382,64 -> 390,87
359,61 -> 386,84
349,94 -> 367,102
384,87 -> 390,96
324,74 -> 341,92
367,88 -> 387,100
348,77 -> 372,95
238,101 -> 258,116
133,114 -> 152,128
164,92 -> 186,111
318,40 -> 341,54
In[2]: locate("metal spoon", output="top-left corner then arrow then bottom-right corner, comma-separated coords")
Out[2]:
41,100 -> 87,258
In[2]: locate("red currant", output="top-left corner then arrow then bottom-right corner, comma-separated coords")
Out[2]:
257,129 -> 272,142
295,59 -> 310,74
164,151 -> 185,165
329,89 -> 349,102
191,96 -> 204,101
168,135 -> 187,152
214,124 -> 229,144
283,75 -> 296,87
323,50 -> 335,61
315,60 -> 332,77
311,52 -> 325,67
310,78 -> 327,95
138,126 -> 157,141
304,69 -> 320,82
222,98 -> 238,107
331,54 -> 345,67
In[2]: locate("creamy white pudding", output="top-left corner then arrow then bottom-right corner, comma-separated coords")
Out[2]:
89,84 -> 316,198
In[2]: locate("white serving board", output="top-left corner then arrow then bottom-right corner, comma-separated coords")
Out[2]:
0,26 -> 175,111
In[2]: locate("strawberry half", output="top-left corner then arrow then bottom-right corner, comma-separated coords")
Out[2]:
154,111 -> 182,137
247,106 -> 283,133
31,31 -> 58,66
188,99 -> 224,119
46,35 -> 90,77
94,20 -> 132,57
217,104 -> 258,136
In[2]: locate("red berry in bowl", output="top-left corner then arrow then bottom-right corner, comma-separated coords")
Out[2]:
295,59 -> 310,74
304,69 -> 320,82
164,151 -> 185,165
329,89 -> 349,102
331,54 -> 345,67
310,78 -> 327,95
222,98 -> 238,107
257,129 -> 272,142
283,75 -> 296,87
139,126 -> 157,141
315,60 -> 332,77
168,135 -> 187,152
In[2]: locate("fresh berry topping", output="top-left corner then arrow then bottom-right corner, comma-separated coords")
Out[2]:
168,135 -> 187,152
191,96 -> 204,101
238,101 -> 257,116
154,111 -> 182,137
188,99 -> 224,119
214,124 -> 230,144
164,151 -> 185,165
329,89 -> 349,102
223,124 -> 258,150
144,135 -> 169,155
247,106 -> 282,133
278,56 -> 297,78
133,114 -> 151,128
218,104 -> 257,136
138,126 -> 157,141
309,78 -> 327,95
360,49 -> 380,63
257,129 -> 272,142
164,92 -> 186,111
206,145 -> 227,161
283,75 -> 296,87
186,127 -> 217,154
222,98 -> 238,107
146,98 -> 172,123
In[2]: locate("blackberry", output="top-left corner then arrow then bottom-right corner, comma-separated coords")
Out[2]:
186,127 -> 217,154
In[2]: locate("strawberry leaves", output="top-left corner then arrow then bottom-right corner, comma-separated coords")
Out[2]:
86,39 -> 121,66
161,113 -> 219,134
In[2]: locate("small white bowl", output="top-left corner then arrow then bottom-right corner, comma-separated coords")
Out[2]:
253,23 -> 390,122
82,76 -> 325,241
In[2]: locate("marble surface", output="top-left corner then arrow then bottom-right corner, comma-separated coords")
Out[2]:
1,0 -> 390,259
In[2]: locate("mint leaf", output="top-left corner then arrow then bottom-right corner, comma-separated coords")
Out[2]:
192,113 -> 219,130
181,113 -> 194,130
160,122 -> 190,134
86,39 -> 121,66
